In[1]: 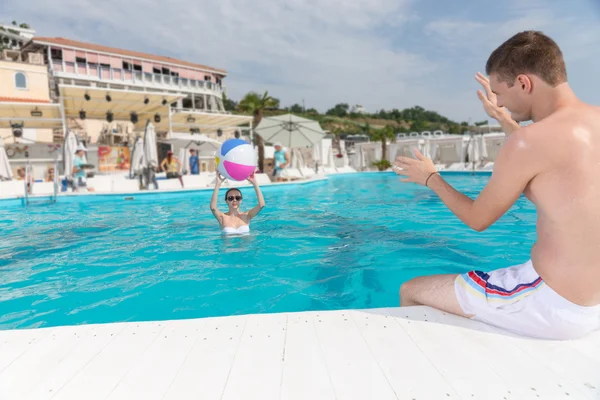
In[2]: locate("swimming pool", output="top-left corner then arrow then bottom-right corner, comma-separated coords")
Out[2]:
0,172 -> 537,330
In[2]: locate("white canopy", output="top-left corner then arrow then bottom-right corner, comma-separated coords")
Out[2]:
0,136 -> 12,180
161,133 -> 221,149
63,130 -> 78,179
254,114 -> 325,148
129,136 -> 144,178
143,122 -> 158,169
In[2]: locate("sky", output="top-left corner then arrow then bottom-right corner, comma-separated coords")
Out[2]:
2,0 -> 599,122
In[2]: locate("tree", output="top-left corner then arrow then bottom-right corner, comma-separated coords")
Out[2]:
270,97 -> 281,110
222,93 -> 237,112
409,120 -> 427,132
330,126 -> 344,154
289,103 -> 303,114
325,103 -> 349,117
237,91 -> 279,172
370,124 -> 396,163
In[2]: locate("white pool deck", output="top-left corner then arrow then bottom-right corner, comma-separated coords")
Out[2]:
1,306 -> 598,400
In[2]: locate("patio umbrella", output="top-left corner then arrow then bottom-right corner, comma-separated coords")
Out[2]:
312,141 -> 322,168
129,136 -> 144,178
254,114 -> 325,148
143,121 -> 158,169
0,137 -> 12,180
178,147 -> 188,175
63,130 -> 78,179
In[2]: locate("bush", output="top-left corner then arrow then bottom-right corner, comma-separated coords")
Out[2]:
372,159 -> 392,171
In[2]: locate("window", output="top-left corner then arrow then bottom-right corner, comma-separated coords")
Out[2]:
15,72 -> 27,89
50,49 -> 63,61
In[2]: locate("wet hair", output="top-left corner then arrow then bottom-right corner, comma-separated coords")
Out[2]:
486,31 -> 567,87
224,187 -> 242,202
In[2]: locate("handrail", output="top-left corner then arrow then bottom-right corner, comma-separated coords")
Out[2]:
52,159 -> 58,202
24,160 -> 30,204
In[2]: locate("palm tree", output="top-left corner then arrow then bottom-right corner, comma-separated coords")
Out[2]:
368,124 -> 397,171
331,126 -> 344,155
237,91 -> 279,172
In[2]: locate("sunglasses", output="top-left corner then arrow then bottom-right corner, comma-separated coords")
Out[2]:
227,196 -> 242,202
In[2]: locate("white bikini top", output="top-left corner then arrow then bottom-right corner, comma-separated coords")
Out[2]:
222,225 -> 250,235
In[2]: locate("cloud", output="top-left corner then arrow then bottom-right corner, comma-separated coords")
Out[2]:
2,0 -> 432,111
1,0 -> 598,122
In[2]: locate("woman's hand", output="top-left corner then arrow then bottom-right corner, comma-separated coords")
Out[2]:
215,173 -> 226,186
246,171 -> 257,185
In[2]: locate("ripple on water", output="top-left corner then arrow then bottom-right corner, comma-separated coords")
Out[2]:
0,173 -> 537,329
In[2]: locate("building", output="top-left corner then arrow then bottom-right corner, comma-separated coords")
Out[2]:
0,27 -> 252,178
351,104 -> 368,115
0,47 -> 56,144
17,36 -> 251,143
0,23 -> 35,52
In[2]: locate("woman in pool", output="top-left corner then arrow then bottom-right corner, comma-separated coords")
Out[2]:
210,172 -> 265,235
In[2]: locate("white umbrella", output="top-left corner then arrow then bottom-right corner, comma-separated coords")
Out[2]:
63,130 -> 78,179
0,136 -> 12,180
254,114 -> 325,148
143,121 -> 158,169
129,136 -> 144,178
178,147 -> 188,175
327,145 -> 336,168
312,141 -> 322,169
295,148 -> 307,169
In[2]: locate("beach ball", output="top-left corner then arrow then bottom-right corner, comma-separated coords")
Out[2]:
215,138 -> 256,181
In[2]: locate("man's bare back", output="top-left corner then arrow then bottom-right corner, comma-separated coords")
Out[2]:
391,31 -> 600,339
524,104 -> 600,306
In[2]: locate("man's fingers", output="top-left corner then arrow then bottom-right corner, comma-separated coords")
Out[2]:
475,74 -> 494,99
392,165 -> 408,175
477,89 -> 489,103
396,156 -> 416,164
412,148 -> 426,160
395,161 -> 412,169
475,71 -> 489,83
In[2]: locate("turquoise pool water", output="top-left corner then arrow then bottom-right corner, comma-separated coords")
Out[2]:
0,173 -> 537,330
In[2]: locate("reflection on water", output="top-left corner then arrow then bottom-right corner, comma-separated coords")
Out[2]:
0,173 -> 537,329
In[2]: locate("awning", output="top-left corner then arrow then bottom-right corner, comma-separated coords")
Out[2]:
0,101 -> 63,129
59,84 -> 184,128
161,133 -> 222,147
156,109 -> 253,133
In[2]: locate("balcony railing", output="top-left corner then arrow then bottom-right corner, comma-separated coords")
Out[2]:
51,59 -> 224,95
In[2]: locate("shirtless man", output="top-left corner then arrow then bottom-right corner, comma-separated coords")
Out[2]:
394,31 -> 600,340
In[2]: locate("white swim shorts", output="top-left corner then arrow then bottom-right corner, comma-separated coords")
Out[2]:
454,259 -> 600,340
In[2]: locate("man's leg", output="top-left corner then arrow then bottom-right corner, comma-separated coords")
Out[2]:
400,274 -> 472,318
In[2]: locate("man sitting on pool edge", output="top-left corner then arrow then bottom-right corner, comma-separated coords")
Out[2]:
393,30 -> 600,340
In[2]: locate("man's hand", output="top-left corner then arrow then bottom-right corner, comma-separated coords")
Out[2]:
393,149 -> 438,186
475,72 -> 521,135
476,72 -> 510,120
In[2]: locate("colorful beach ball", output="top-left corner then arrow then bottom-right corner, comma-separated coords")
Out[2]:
215,138 -> 257,181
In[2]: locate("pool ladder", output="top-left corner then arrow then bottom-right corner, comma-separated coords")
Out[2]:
24,160 -> 58,206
